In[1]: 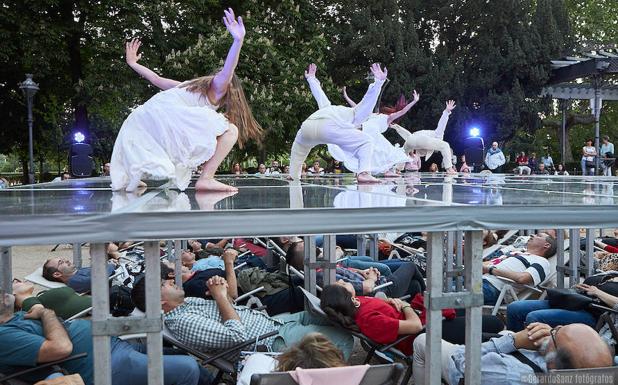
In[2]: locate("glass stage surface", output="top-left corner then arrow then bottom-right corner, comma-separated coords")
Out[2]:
2,173 -> 618,245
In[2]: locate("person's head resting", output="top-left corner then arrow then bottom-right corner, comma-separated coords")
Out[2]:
42,257 -> 77,283
179,73 -> 263,149
526,232 -> 557,258
320,282 -> 360,332
482,230 -> 498,248
258,164 -> 267,174
276,332 -> 346,372
539,324 -> 612,370
181,250 -> 196,268
131,276 -> 185,313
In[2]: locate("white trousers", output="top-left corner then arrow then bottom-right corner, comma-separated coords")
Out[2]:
412,333 -> 459,385
405,134 -> 453,169
290,120 -> 374,179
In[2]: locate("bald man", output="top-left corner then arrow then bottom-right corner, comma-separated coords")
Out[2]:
485,141 -> 506,173
412,322 -> 614,385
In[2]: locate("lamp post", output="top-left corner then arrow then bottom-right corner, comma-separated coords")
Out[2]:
19,74 -> 39,185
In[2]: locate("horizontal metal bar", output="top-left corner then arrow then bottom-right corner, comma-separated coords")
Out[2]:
91,317 -> 162,336
425,292 -> 484,310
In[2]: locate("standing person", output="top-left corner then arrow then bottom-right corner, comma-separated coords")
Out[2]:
540,153 -> 554,171
289,63 -> 389,184
390,100 -> 458,174
600,135 -> 615,176
111,9 -> 262,192
484,142 -> 506,173
581,139 -> 597,176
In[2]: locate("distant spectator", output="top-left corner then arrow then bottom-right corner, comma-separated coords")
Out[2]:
405,150 -> 421,172
0,175 -> 8,189
540,153 -> 554,170
537,163 -> 549,175
484,142 -> 506,173
581,138 -> 597,176
255,163 -> 268,176
329,160 -> 346,174
429,163 -> 439,173
600,135 -> 614,177
554,164 -> 569,176
301,162 -> 308,176
528,152 -> 538,173
103,162 -> 111,176
307,160 -> 324,175
283,165 -> 290,174
515,152 -> 531,175
268,160 -> 282,175
231,162 -> 244,175
459,155 -> 471,173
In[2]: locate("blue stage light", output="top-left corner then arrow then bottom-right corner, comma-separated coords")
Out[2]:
469,127 -> 480,137
74,132 -> 85,143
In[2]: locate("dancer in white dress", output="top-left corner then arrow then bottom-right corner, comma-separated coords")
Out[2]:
110,8 -> 262,192
390,100 -> 458,174
290,63 -> 416,183
340,86 -> 419,175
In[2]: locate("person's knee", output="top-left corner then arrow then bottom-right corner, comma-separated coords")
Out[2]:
412,333 -> 427,360
166,356 -> 200,385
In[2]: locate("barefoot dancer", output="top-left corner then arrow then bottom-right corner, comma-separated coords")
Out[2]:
391,100 -> 458,174
110,8 -> 262,192
340,86 -> 419,176
289,63 -> 389,184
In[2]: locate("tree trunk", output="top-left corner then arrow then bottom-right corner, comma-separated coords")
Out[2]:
21,158 -> 28,185
543,113 -> 595,164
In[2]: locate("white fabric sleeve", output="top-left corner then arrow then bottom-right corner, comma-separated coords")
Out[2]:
306,77 -> 331,109
434,110 -> 451,140
352,78 -> 386,126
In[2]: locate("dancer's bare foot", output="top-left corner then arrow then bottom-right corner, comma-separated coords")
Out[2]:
446,167 -> 458,175
384,170 -> 399,177
195,177 -> 238,192
126,178 -> 147,192
357,172 -> 381,184
195,190 -> 238,210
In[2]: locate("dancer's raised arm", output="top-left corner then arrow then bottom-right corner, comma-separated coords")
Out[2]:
390,123 -> 412,142
342,86 -> 357,107
434,100 -> 456,139
387,91 -> 420,124
125,39 -> 180,90
208,8 -> 245,105
352,63 -> 388,125
305,63 -> 332,109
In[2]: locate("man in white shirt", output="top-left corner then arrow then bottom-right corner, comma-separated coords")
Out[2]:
482,233 -> 556,305
484,142 -> 506,173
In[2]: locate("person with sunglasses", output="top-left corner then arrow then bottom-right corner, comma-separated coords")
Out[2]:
412,322 -> 613,384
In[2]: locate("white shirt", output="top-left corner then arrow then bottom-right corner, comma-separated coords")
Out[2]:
484,253 -> 550,293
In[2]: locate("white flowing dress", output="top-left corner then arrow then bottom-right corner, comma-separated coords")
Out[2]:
110,84 -> 229,191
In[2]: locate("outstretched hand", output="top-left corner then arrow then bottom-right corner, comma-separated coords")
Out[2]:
126,38 -> 142,65
445,100 -> 456,112
370,63 -> 388,81
411,90 -> 420,104
223,8 -> 245,41
305,63 -> 317,78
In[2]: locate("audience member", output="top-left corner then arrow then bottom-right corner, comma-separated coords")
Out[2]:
42,257 -> 116,294
581,138 -> 597,176
554,164 -> 569,175
482,233 -> 556,305
412,322 -> 613,384
404,150 -> 421,172
601,135 -> 614,177
484,142 -> 506,173
307,161 -> 325,175
254,164 -> 268,176
130,276 -> 354,358
12,279 -> 91,320
540,153 -> 554,170
515,152 -> 531,175
528,152 -> 538,174
536,163 -> 549,175
429,163 -> 439,173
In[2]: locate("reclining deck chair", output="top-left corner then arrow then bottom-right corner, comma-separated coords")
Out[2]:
249,363 -> 405,385
299,288 -> 417,384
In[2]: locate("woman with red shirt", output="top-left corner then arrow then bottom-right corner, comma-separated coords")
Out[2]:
320,280 -> 423,355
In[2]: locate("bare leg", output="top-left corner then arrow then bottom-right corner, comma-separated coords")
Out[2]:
196,124 -> 239,192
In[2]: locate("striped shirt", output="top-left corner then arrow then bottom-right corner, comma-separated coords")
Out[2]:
484,253 -> 551,293
164,297 -> 282,353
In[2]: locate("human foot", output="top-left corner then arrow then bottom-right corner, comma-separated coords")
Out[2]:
195,177 -> 238,192
195,191 -> 238,210
446,167 -> 458,175
357,172 -> 381,184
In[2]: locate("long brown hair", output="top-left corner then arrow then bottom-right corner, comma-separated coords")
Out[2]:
276,333 -> 346,371
320,285 -> 360,332
180,74 -> 263,149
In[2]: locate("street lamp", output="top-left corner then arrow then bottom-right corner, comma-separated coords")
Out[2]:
19,74 -> 39,185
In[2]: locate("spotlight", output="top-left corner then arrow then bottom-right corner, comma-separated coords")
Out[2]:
469,127 -> 480,138
74,132 -> 85,143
